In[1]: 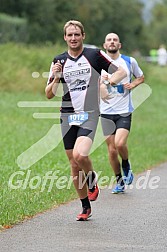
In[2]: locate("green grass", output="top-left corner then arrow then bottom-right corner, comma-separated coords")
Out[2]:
0,43 -> 66,93
0,91 -> 78,227
0,44 -> 167,227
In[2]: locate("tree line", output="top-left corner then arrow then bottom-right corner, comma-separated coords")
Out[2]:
0,0 -> 167,54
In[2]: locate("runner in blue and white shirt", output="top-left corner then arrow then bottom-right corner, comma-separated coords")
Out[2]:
45,21 -> 126,221
100,33 -> 144,194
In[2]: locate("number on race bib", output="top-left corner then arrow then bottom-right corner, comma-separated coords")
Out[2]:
68,112 -> 89,126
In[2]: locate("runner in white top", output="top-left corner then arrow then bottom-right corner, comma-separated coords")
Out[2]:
100,33 -> 144,194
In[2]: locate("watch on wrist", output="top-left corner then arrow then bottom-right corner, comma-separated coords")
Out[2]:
103,80 -> 110,85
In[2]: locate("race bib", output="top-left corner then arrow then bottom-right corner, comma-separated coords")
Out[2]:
68,112 -> 89,126
109,84 -> 124,96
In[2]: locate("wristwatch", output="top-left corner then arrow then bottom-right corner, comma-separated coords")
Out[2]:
103,80 -> 110,85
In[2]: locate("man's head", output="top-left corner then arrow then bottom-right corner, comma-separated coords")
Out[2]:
103,33 -> 121,54
64,20 -> 85,51
64,20 -> 85,36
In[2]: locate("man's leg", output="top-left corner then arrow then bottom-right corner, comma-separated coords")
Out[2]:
105,134 -> 121,175
61,116 -> 93,220
115,128 -> 133,185
65,148 -> 91,221
100,114 -> 124,193
73,136 -> 99,201
114,128 -> 129,161
66,148 -> 88,199
105,134 -> 125,193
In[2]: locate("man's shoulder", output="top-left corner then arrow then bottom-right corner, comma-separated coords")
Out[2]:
121,54 -> 131,63
83,47 -> 100,55
53,52 -> 67,63
121,54 -> 139,64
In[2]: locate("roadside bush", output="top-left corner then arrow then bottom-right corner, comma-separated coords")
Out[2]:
0,13 -> 29,43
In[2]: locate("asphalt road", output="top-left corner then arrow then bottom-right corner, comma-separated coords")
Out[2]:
0,162 -> 167,252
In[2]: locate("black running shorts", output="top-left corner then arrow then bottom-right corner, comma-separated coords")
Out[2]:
100,113 -> 132,136
60,112 -> 99,150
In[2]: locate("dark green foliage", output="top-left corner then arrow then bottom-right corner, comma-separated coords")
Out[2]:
0,13 -> 28,43
0,0 -> 167,53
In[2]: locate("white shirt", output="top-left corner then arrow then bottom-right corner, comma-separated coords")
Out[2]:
100,54 -> 143,114
157,48 -> 167,66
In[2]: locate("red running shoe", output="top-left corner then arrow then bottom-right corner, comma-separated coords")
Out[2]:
88,183 -> 99,201
76,207 -> 91,221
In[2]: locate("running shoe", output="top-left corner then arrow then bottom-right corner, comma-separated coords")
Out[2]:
88,183 -> 99,201
123,169 -> 134,185
112,183 -> 125,194
76,207 -> 91,221
122,162 -> 134,185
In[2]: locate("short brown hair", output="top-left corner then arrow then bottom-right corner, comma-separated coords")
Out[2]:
64,20 -> 85,35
